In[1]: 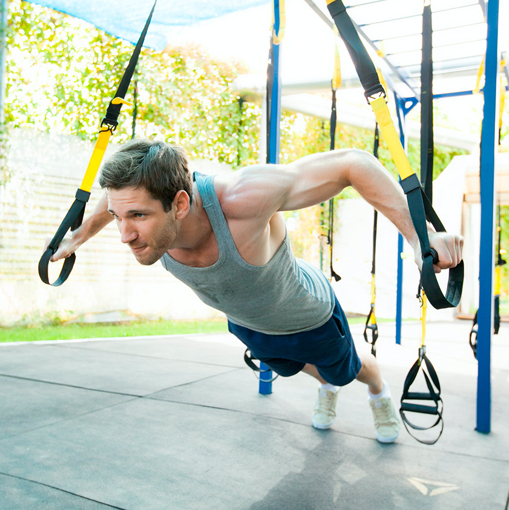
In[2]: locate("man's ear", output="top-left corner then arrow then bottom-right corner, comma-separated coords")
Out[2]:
173,190 -> 191,220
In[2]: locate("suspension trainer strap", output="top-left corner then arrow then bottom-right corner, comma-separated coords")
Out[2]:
244,349 -> 279,383
420,1 -> 433,202
469,309 -> 478,358
326,0 -> 464,310
363,125 -> 379,356
328,29 -> 342,282
399,347 -> 444,445
495,204 -> 506,334
38,1 -> 157,286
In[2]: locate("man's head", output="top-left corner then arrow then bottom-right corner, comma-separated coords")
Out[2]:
99,139 -> 192,211
100,139 -> 193,265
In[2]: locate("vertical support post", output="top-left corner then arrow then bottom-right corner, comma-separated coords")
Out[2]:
0,0 -> 8,126
267,41 -> 282,164
476,0 -> 500,434
259,362 -> 273,395
259,0 -> 283,395
394,94 -> 407,346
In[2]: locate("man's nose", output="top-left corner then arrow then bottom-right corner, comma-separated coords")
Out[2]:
119,220 -> 137,244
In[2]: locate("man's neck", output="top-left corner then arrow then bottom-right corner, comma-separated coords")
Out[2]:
167,184 -> 215,257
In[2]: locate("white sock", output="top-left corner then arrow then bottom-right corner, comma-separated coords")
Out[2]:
320,383 -> 338,394
368,380 -> 390,400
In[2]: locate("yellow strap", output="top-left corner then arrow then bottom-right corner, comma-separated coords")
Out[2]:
495,265 -> 501,295
370,97 -> 414,180
500,75 -> 506,132
474,57 -> 485,95
332,25 -> 342,90
376,69 -> 388,101
420,291 -> 427,348
273,0 -> 286,45
370,274 -> 376,324
79,97 -> 131,193
80,128 -> 112,192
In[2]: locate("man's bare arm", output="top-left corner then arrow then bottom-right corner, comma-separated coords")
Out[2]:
282,149 -> 463,271
47,192 -> 114,261
221,149 -> 462,271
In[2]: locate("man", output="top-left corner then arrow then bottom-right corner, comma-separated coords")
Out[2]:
49,139 -> 463,443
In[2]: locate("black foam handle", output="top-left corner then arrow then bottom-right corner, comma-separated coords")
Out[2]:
38,189 -> 90,286
400,403 -> 440,415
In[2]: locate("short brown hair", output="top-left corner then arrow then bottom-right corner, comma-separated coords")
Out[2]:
99,139 -> 192,212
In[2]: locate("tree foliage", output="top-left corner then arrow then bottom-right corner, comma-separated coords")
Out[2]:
6,0 -> 261,168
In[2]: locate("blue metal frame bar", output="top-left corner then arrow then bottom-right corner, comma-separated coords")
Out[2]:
393,94 -> 419,345
433,90 -> 475,99
394,94 -> 406,345
476,0 -> 500,434
259,0 -> 283,395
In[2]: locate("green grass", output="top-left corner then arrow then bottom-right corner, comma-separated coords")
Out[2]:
0,319 -> 229,343
0,315 -> 399,344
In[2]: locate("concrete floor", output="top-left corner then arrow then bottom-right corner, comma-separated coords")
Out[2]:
0,320 -> 508,509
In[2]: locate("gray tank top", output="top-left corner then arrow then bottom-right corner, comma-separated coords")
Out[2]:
160,172 -> 335,335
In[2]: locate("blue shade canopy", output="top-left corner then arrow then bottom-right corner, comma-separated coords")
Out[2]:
24,0 -> 271,51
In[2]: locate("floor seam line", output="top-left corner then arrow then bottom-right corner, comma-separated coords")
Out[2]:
0,471 -> 127,509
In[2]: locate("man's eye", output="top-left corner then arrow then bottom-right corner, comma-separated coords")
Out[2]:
135,213 -> 144,218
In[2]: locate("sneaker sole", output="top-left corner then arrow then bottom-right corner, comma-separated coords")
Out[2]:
375,431 -> 400,444
312,420 -> 334,430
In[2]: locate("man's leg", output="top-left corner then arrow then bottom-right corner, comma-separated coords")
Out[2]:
303,356 -> 400,443
302,364 -> 340,430
355,352 -> 383,394
356,353 -> 401,443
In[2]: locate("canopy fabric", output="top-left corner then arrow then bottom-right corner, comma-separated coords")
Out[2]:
23,0 -> 506,98
25,0 -> 271,51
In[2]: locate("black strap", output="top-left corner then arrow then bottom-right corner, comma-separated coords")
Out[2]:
327,0 -> 464,311
469,309 -> 478,358
363,303 -> 378,356
326,0 -> 385,100
420,2 -> 434,202
102,1 -> 157,131
38,2 -> 157,286
38,189 -> 90,286
399,348 -> 444,445
401,174 -> 464,309
244,349 -> 279,383
363,126 -> 380,356
328,86 -> 341,282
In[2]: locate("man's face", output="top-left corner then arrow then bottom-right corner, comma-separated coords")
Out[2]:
107,186 -> 177,266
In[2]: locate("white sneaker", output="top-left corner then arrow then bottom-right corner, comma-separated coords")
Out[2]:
369,395 -> 401,443
312,389 -> 339,430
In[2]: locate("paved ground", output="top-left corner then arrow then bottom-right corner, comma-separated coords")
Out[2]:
0,320 -> 508,509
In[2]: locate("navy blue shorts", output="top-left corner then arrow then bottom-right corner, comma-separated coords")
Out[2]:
228,296 -> 362,387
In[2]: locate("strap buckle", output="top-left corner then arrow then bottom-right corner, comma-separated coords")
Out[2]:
364,85 -> 386,104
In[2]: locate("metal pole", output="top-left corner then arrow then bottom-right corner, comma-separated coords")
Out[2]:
476,0 -> 500,434
259,0 -> 283,396
394,94 -> 407,346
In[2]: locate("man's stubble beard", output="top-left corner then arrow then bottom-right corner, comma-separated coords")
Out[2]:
134,216 -> 177,266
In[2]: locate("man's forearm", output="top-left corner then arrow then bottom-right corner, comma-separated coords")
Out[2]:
348,152 -> 419,250
73,192 -> 113,244
50,192 -> 113,261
